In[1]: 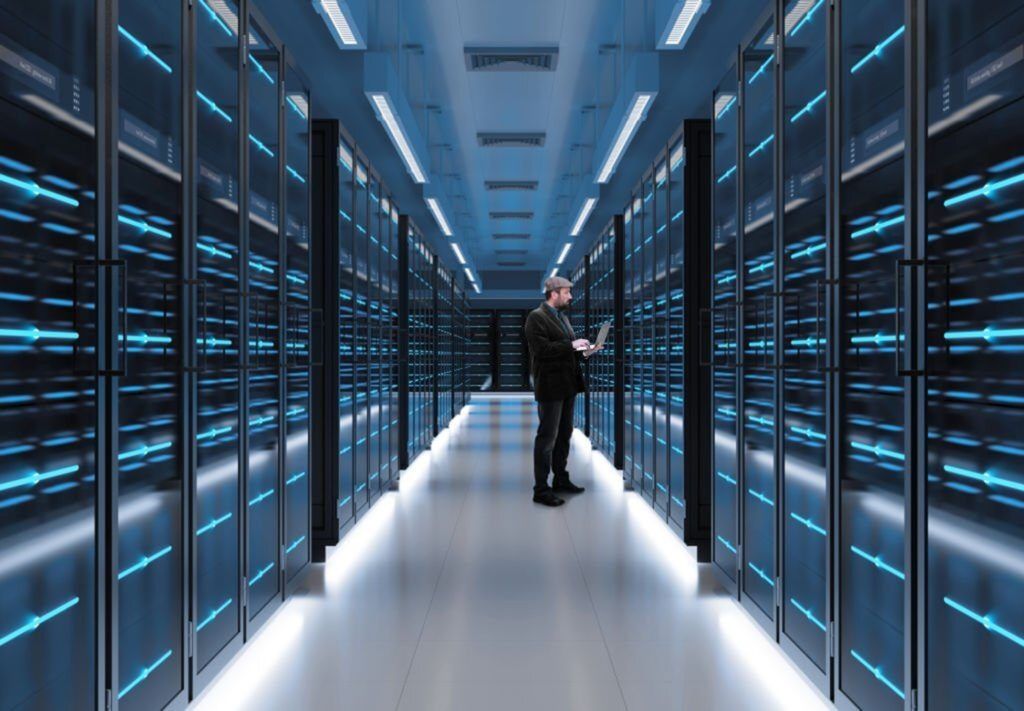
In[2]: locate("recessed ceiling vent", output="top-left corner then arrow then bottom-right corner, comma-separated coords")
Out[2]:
495,249 -> 528,255
485,180 -> 538,192
464,46 -> 559,72
477,132 -> 546,148
493,233 -> 531,240
490,211 -> 534,220
497,261 -> 527,267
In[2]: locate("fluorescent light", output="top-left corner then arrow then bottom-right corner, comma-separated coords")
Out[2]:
556,242 -> 572,265
451,242 -> 467,265
663,0 -> 706,47
596,93 -> 654,183
425,197 -> 453,236
714,93 -> 737,119
314,0 -> 361,47
203,0 -> 240,35
463,267 -> 475,283
472,282 -> 481,294
369,93 -> 427,184
549,268 -> 559,279
570,197 -> 597,236
286,93 -> 309,120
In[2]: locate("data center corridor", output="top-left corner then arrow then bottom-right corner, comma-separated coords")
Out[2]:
191,395 -> 827,711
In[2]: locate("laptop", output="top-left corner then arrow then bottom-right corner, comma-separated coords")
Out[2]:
575,321 -> 611,356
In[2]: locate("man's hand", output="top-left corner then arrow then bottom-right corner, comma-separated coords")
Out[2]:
572,338 -> 591,351
583,344 -> 603,358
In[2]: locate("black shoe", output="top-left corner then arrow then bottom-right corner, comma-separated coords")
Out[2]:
552,476 -> 585,494
533,491 -> 565,507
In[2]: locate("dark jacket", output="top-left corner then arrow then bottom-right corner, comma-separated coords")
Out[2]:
524,303 -> 586,403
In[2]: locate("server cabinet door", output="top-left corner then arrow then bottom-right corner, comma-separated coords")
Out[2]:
712,66 -> 741,587
923,2 -> 1024,708
337,141 -> 355,524
283,69 -> 310,585
836,0 -> 908,706
0,3 -> 99,708
245,17 -> 282,625
779,0 -> 830,681
352,162 -> 368,510
115,0 -> 187,706
668,144 -> 687,526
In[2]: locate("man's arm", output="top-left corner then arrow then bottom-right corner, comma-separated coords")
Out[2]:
525,311 -> 577,361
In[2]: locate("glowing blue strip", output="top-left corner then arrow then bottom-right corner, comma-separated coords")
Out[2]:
716,470 -> 737,485
118,26 -> 173,74
671,495 -> 684,507
850,545 -> 905,580
717,273 -> 737,284
792,242 -> 826,259
850,649 -> 905,699
789,0 -> 825,35
121,332 -> 173,346
196,598 -> 233,631
790,512 -> 827,536
248,133 -> 275,157
119,214 -> 173,239
286,165 -> 306,184
355,483 -> 366,493
850,26 -> 905,74
249,562 -> 275,586
748,562 -> 775,586
791,91 -> 826,124
118,440 -> 173,461
747,488 -> 775,507
747,133 -> 775,158
118,545 -> 173,580
716,535 -> 737,553
716,96 -> 737,119
0,596 -> 79,648
248,488 -> 275,507
790,598 -> 827,631
286,535 -> 306,554
339,495 -> 352,507
748,54 -> 774,84
196,91 -> 232,123
249,54 -> 274,84
717,165 -> 737,183
851,214 -> 904,238
943,597 -> 1024,649
286,471 -> 307,486
287,96 -> 306,118
944,326 -> 1024,342
850,332 -> 902,345
850,440 -> 905,461
0,464 -> 79,493
0,171 -> 81,206
118,649 -> 173,699
197,512 -> 232,536
943,464 -> 1024,494
340,209 -> 352,222
944,170 -> 1024,207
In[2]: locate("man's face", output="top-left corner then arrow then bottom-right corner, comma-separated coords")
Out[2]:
551,287 -> 572,310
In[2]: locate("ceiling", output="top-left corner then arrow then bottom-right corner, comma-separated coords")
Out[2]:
260,0 -> 766,300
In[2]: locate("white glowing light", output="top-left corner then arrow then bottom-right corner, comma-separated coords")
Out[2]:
425,197 -> 453,235
369,93 -> 426,184
597,93 -> 654,184
570,197 -> 597,236
664,0 -> 706,46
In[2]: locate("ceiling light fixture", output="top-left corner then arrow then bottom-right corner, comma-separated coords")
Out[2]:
451,242 -> 467,265
313,0 -> 365,48
571,197 -> 597,237
425,196 -> 453,236
594,54 -> 659,185
463,267 -> 475,283
365,54 -> 430,184
659,0 -> 710,49
370,94 -> 427,183
556,242 -> 572,265
597,93 -> 654,183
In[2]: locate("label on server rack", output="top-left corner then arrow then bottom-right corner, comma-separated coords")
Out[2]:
0,36 -> 58,97
966,42 -> 1023,93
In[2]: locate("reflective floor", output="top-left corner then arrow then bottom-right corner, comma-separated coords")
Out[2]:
192,394 -> 830,711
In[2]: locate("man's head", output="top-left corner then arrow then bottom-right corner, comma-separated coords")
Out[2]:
544,276 -> 573,310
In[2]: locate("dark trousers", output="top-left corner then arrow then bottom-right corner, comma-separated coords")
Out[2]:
533,395 -> 576,493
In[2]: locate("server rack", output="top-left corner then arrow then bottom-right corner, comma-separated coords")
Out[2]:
582,225 -> 617,460
466,309 -> 494,390
571,259 -> 589,433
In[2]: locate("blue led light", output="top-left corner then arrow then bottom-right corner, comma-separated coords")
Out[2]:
286,165 -> 306,184
0,596 -> 79,648
748,562 -> 775,586
249,54 -> 274,84
196,91 -> 232,123
748,54 -> 774,85
943,597 -> 1024,649
0,170 -> 81,207
0,464 -> 79,493
850,332 -> 902,346
248,133 -> 275,158
849,439 -> 905,462
747,133 -> 775,158
716,96 -> 737,119
287,96 -> 306,119
850,545 -> 905,580
944,326 -> 1024,342
944,170 -> 1024,208
943,464 -> 1024,494
119,213 -> 173,239
791,90 -> 826,124
849,26 -> 906,74
850,649 -> 905,699
716,535 -> 737,554
790,512 -> 827,536
118,545 -> 173,580
850,214 -> 904,239
196,598 -> 233,631
118,440 -> 173,461
118,650 -> 173,700
747,487 -> 775,507
790,598 -> 826,631
249,562 -> 275,586
248,488 -> 275,507
789,0 -> 825,35
197,512 -> 233,536
197,0 -> 234,35
118,26 -> 173,74
286,471 -> 307,486
717,165 -> 737,184
286,535 -> 306,554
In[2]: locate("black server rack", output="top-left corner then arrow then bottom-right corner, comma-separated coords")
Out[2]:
572,260 -> 589,433
467,309 -> 494,390
496,309 -> 529,391
583,225 -> 617,461
453,282 -> 469,412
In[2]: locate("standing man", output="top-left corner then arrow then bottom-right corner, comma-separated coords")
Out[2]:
524,276 -> 600,507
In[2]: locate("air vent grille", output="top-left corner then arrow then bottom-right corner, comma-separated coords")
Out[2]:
477,132 -> 546,148
497,261 -> 527,267
495,249 -> 528,255
490,211 -> 534,220
485,180 -> 538,192
465,46 -> 559,72
492,233 -> 531,240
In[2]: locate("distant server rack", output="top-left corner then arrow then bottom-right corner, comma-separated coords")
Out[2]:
466,310 -> 494,390
708,0 -> 1024,708
0,1 -> 313,707
574,120 -> 712,557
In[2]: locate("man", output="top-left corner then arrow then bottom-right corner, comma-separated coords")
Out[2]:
524,276 -> 601,507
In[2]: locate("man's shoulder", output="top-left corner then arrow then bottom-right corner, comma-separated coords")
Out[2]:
526,306 -> 547,322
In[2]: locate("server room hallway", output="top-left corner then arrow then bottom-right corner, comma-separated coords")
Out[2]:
191,395 -> 827,711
